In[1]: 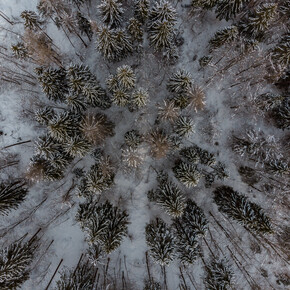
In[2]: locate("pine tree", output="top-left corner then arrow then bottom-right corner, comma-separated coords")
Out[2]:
80,113 -> 115,145
145,218 -> 175,266
67,64 -> 91,93
213,186 -> 272,234
36,67 -> 68,102
0,181 -> 28,215
173,160 -> 201,188
98,0 -> 124,28
157,99 -> 180,123
64,136 -> 92,158
271,34 -> 290,68
76,12 -> 93,40
215,0 -> 249,21
134,0 -> 150,24
148,129 -> 172,159
209,26 -> 239,52
186,85 -> 206,112
56,258 -> 96,290
65,93 -> 87,112
0,238 -> 38,289
116,65 -> 136,90
173,200 -> 208,264
35,135 -> 61,159
174,116 -> 194,137
128,18 -> 143,42
148,172 -> 186,217
124,130 -> 143,148
115,28 -> 134,58
130,88 -> 149,110
11,42 -> 28,59
167,70 -> 192,94
180,146 -> 200,164
106,74 -> 119,92
173,93 -> 190,109
112,88 -> 130,107
148,0 -> 177,27
191,0 -> 217,10
204,258 -> 234,290
47,111 -> 77,142
35,107 -> 55,125
122,147 -> 144,168
20,10 -> 41,30
76,200 -> 129,254
148,20 -> 175,51
242,3 -> 278,37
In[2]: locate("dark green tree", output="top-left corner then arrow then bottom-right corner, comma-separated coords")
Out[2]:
215,0 -> 249,21
134,0 -> 150,24
76,12 -> 93,41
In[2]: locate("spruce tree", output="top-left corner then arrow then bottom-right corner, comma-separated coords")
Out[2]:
11,42 -> 28,59
20,10 -> 41,30
272,98 -> 290,130
271,34 -> 290,67
124,130 -> 143,148
148,0 -> 177,26
213,186 -> 272,234
157,99 -> 180,123
128,18 -> 143,42
266,159 -> 290,176
167,70 -> 192,94
76,12 -> 93,41
209,26 -> 239,52
76,200 -> 129,254
199,55 -> 213,68
148,172 -> 186,217
121,147 -> 144,168
63,136 -> 92,158
0,238 -> 38,289
56,258 -> 96,290
134,0 -> 150,24
148,129 -> 172,159
173,200 -> 208,264
191,0 -> 217,10
180,145 -> 216,166
215,0 -> 249,21
173,160 -> 201,188
130,88 -> 149,110
174,116 -> 194,137
35,107 -> 55,125
115,28 -> 134,58
116,65 -> 136,90
145,218 -> 175,265
98,0 -> 124,28
112,88 -> 130,107
35,135 -> 61,159
65,93 -> 87,112
0,181 -> 28,215
204,258 -> 234,290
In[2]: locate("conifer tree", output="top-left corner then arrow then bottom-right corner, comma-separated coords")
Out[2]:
213,186 -> 272,234
173,160 -> 201,188
124,130 -> 143,148
173,199 -> 208,264
145,218 -> 175,265
148,129 -> 172,159
35,107 -> 55,125
158,99 -> 180,123
209,26 -> 239,52
215,0 -> 249,21
174,116 -> 194,137
186,85 -> 206,112
56,258 -> 96,290
11,42 -> 28,59
131,88 -> 149,110
36,67 -> 68,102
199,55 -> 213,68
148,172 -> 186,217
35,135 -> 61,159
116,65 -> 136,90
0,237 -> 38,289
148,0 -> 177,26
144,279 -> 162,290
266,159 -> 290,176
191,0 -> 217,10
112,88 -> 130,107
20,10 -> 41,30
0,181 -> 28,215
167,70 -> 192,94
67,64 -> 91,93
134,0 -> 150,24
98,0 -> 124,28
272,98 -> 290,130
121,147 -> 144,168
128,18 -> 143,42
271,34 -> 290,67
115,28 -> 134,58
180,145 -> 216,166
242,3 -> 278,37
65,93 -> 87,112
64,136 -> 92,158
76,200 -> 129,254
80,113 -> 115,145
204,258 -> 234,290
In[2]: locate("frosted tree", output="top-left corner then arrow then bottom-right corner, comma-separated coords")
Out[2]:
35,135 -> 61,159
0,181 -> 28,215
76,12 -> 92,41
173,160 -> 201,188
121,147 -> 144,168
64,136 -> 92,158
145,218 -> 175,265
242,3 -> 278,37
191,0 -> 217,10
56,258 -> 96,290
112,88 -> 130,107
76,200 -> 129,254
115,28 -> 134,57
147,129 -> 172,159
271,34 -> 290,68
180,145 -> 216,166
209,26 -> 239,52
20,10 -> 41,30
272,98 -> 290,130
98,0 -> 124,28
167,70 -> 192,94
213,186 -> 272,234
128,18 -> 143,42
215,0 -> 249,21
204,258 -> 234,290
174,116 -> 194,137
254,93 -> 286,112
0,237 -> 38,289
148,172 -> 186,217
148,0 -> 177,26
173,199 -> 208,264
266,159 -> 290,176
35,107 -> 55,125
134,0 -> 150,24
199,55 -> 213,68
80,113 -> 115,145
158,99 -> 180,123
11,42 -> 28,59
65,93 -> 87,112
36,67 -> 68,102
130,88 -> 149,110
116,65 -> 136,90
186,85 -> 206,112
124,130 -> 143,148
